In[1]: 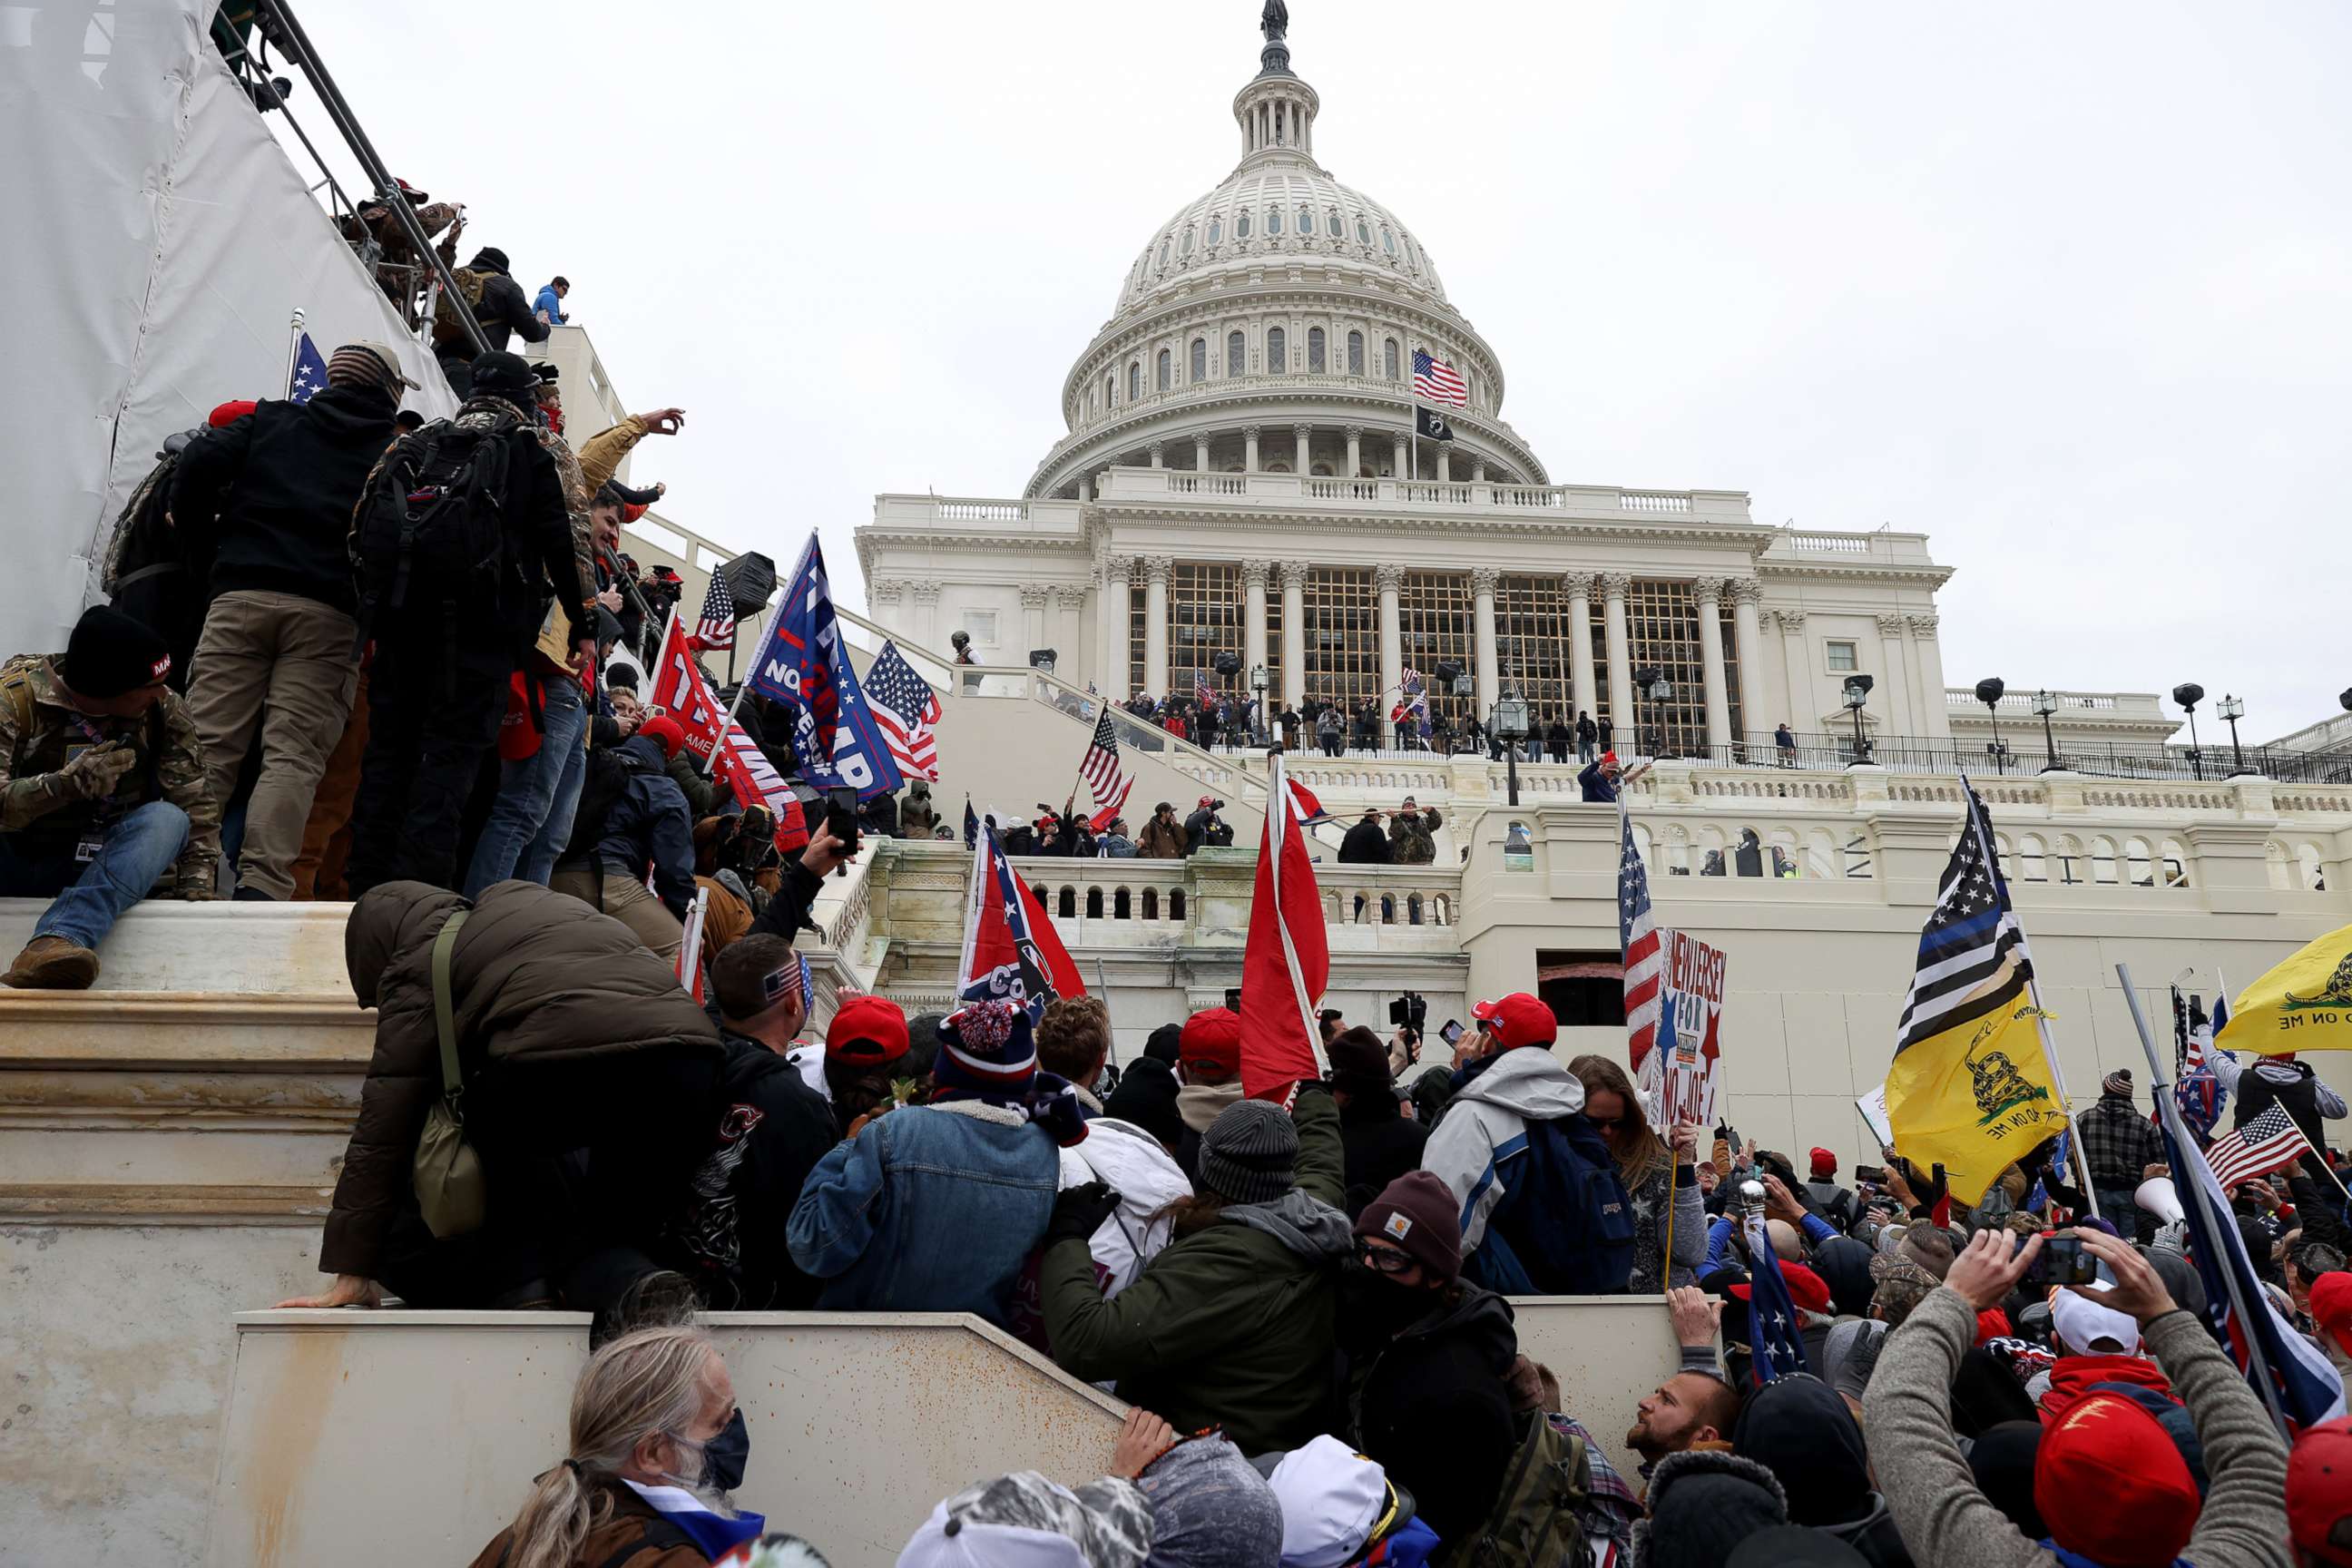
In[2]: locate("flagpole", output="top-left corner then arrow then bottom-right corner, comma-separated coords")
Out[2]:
2118,961 -> 2290,1438
283,306 -> 306,397
704,603 -> 769,778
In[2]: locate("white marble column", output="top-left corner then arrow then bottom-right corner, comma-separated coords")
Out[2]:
1344,424 -> 1362,478
871,580 -> 906,637
1143,556 -> 1171,699
1076,475 -> 1093,502
911,581 -> 942,652
1280,563 -> 1307,710
1693,577 -> 1733,752
1471,459 -> 1486,483
1776,610 -> 1809,729
1391,431 -> 1408,479
1243,425 -> 1260,472
1242,560 -> 1270,700
1602,573 -> 1634,738
1565,572 -> 1597,726
1020,584 -> 1048,658
1730,580 -> 1767,744
1471,567 -> 1500,718
1909,613 -> 1951,739
1376,563 -> 1404,746
1194,435 -> 1210,472
1876,613 -> 1915,736
1436,446 -> 1450,483
1054,585 -> 1086,673
1148,442 -> 1165,470
1099,558 -> 1131,699
1293,423 -> 1312,475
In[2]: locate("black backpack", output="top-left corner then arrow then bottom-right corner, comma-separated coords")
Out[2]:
350,412 -> 520,630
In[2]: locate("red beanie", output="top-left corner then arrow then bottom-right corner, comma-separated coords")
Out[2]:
1809,1146 -> 1838,1180
1179,1007 -> 1241,1075
209,398 -> 258,427
636,715 -> 686,760
2291,1417 -> 2352,1568
2035,1393 -> 2200,1568
826,994 -> 909,1067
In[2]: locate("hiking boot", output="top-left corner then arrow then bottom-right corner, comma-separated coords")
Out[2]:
4,936 -> 99,990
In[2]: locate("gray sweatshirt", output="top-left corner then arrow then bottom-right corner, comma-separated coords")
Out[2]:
1863,1288 -> 2291,1568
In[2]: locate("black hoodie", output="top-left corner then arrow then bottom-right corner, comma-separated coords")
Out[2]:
1343,1282 -> 1518,1543
1731,1373 -> 1916,1568
170,386 -> 399,615
461,246 -> 550,353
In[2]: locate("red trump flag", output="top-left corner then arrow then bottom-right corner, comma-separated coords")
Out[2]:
1239,753 -> 1328,1100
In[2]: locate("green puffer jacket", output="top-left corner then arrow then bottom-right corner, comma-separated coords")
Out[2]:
1041,1091 -> 1350,1455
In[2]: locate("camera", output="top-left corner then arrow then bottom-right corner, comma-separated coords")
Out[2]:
2023,1233 -> 2099,1288
1207,799 -> 1225,812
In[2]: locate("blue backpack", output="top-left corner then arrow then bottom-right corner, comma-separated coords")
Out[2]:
1465,1113 -> 1637,1296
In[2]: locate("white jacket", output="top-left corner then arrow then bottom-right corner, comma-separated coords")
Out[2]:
1057,1116 -> 1193,1298
1419,1047 -> 1585,1256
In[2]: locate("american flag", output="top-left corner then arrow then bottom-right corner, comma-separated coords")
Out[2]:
1740,1203 -> 1816,1387
688,571 -> 736,653
2207,1103 -> 2315,1191
1896,780 -> 2030,1050
1619,801 -> 1662,1065
1078,709 -> 1129,808
864,640 -> 942,780
288,331 -> 328,405
1412,348 -> 1467,408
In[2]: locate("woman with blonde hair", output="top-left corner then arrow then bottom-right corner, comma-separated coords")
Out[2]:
469,1325 -> 770,1566
1566,1054 -> 1705,1293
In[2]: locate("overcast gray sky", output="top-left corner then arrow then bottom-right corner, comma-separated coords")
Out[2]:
289,1 -> 2351,742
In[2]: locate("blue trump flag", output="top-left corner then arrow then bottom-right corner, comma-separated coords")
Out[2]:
747,534 -> 904,801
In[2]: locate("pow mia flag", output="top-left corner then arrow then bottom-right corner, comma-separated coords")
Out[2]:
1416,405 -> 1455,442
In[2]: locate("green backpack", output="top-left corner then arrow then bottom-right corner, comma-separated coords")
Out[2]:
1437,1410 -> 1592,1568
410,909 -> 485,1238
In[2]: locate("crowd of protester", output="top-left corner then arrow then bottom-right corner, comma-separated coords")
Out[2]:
1119,691 -> 1631,766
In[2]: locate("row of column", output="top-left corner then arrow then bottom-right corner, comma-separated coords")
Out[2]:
1097,562 -> 1771,749
1074,423 -> 1491,498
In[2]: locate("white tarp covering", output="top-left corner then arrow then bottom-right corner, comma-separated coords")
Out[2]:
0,0 -> 456,657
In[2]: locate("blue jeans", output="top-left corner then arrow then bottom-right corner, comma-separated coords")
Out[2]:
0,800 -> 190,950
463,678 -> 588,897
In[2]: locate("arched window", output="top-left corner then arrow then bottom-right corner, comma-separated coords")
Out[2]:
1190,338 -> 1207,382
1157,238 -> 1171,268
1297,204 -> 1313,234
1142,887 -> 1160,920
1208,216 -> 1222,245
1113,887 -> 1132,919
1169,888 -> 1186,920
1227,330 -> 1246,377
1237,211 -> 1251,240
1128,362 -> 1141,401
1180,225 -> 1194,256
1268,207 -> 1283,235
1308,327 -> 1326,372
1347,330 -> 1364,375
1327,210 -> 1342,237
1357,218 -> 1372,245
1156,348 -> 1171,391
1058,887 -> 1076,919
1085,887 -> 1104,918
1380,225 -> 1396,254
1383,338 -> 1400,379
1267,327 -> 1287,373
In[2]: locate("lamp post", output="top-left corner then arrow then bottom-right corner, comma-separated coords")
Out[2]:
2033,688 -> 2063,772
1843,674 -> 1876,765
1633,664 -> 1672,760
1250,663 -> 1269,747
2218,693 -> 2248,775
2172,683 -> 2205,780
1494,686 -> 1530,806
1975,677 -> 2008,775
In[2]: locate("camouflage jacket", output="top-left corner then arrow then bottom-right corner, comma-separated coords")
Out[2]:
0,654 -> 220,879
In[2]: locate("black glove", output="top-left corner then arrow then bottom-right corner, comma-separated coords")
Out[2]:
1045,1181 -> 1121,1250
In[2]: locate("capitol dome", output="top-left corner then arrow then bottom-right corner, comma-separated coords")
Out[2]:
1025,6 -> 1544,499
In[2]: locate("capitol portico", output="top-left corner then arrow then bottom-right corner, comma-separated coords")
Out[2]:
858,8 -> 1962,757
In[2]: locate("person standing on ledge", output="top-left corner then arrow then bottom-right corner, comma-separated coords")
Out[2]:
0,605 -> 219,989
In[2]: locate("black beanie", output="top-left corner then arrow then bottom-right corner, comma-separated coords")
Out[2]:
1103,1056 -> 1182,1152
469,349 -> 534,399
63,605 -> 172,698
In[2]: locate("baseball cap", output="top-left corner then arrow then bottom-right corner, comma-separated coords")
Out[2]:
827,994 -> 910,1067
2311,1273 -> 2352,1360
1471,993 -> 1557,1052
2289,1416 -> 2352,1568
1179,1007 -> 1241,1074
1264,1437 -> 1389,1568
895,1500 -> 1086,1568
2035,1393 -> 2200,1568
2050,1283 -> 2141,1357
345,339 -> 422,390
1730,1262 -> 1832,1317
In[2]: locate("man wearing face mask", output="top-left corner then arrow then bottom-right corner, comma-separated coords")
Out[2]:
1338,1171 -> 1519,1544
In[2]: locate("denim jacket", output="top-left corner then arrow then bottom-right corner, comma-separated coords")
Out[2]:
786,1100 -> 1060,1324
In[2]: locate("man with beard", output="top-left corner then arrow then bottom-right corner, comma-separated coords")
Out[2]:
1624,1286 -> 1744,1487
